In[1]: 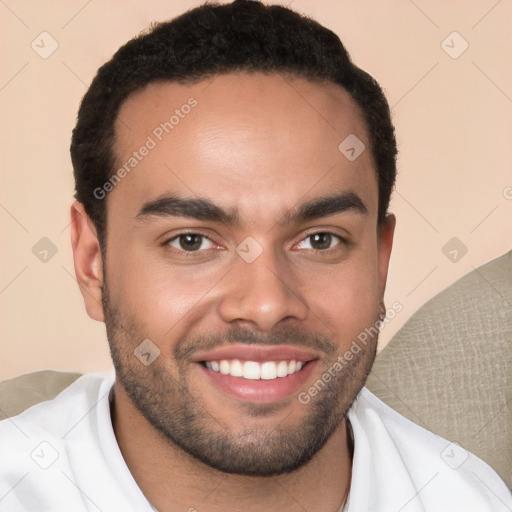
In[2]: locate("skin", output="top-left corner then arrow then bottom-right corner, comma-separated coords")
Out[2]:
71,72 -> 395,512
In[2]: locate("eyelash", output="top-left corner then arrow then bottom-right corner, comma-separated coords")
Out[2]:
163,231 -> 347,257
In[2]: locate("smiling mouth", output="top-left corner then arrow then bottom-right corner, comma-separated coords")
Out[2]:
201,359 -> 308,380
192,344 -> 319,403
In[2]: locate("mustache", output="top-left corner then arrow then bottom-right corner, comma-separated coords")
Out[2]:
174,324 -> 337,361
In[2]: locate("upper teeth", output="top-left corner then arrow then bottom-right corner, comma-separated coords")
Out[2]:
205,359 -> 304,380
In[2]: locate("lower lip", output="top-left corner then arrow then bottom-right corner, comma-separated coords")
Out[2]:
196,361 -> 317,404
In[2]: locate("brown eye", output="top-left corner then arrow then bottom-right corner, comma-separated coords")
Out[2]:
297,232 -> 343,251
166,233 -> 215,253
310,233 -> 334,250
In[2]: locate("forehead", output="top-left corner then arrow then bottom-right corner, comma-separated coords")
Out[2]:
109,72 -> 377,225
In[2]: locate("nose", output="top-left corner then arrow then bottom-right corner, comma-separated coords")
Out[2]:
217,246 -> 309,332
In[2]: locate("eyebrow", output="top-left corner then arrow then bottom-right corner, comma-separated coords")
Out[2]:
135,191 -> 368,226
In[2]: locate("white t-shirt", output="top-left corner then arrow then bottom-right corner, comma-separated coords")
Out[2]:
0,372 -> 510,512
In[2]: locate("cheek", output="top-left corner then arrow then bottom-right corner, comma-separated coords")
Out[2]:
108,248 -> 223,336
303,252 -> 380,343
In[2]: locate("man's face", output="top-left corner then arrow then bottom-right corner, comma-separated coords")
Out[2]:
98,72 -> 394,475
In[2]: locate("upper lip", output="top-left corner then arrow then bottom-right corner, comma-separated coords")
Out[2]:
191,344 -> 321,363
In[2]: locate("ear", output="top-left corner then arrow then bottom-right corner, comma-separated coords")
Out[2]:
377,213 -> 396,299
70,201 -> 105,322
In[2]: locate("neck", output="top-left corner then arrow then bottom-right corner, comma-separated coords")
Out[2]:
111,384 -> 352,512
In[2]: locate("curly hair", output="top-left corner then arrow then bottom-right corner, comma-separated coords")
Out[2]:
70,0 -> 397,249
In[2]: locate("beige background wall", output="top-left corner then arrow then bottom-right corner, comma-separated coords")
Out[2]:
1,0 -> 511,380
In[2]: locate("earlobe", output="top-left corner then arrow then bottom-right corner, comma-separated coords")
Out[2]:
70,201 -> 105,322
377,213 -> 396,299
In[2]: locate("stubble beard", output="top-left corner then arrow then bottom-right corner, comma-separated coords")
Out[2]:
102,279 -> 378,476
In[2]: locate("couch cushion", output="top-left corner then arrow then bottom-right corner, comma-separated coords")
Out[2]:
366,251 -> 511,488
0,370 -> 82,420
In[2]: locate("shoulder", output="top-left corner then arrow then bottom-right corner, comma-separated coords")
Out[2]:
346,388 -> 512,511
0,372 -> 115,511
